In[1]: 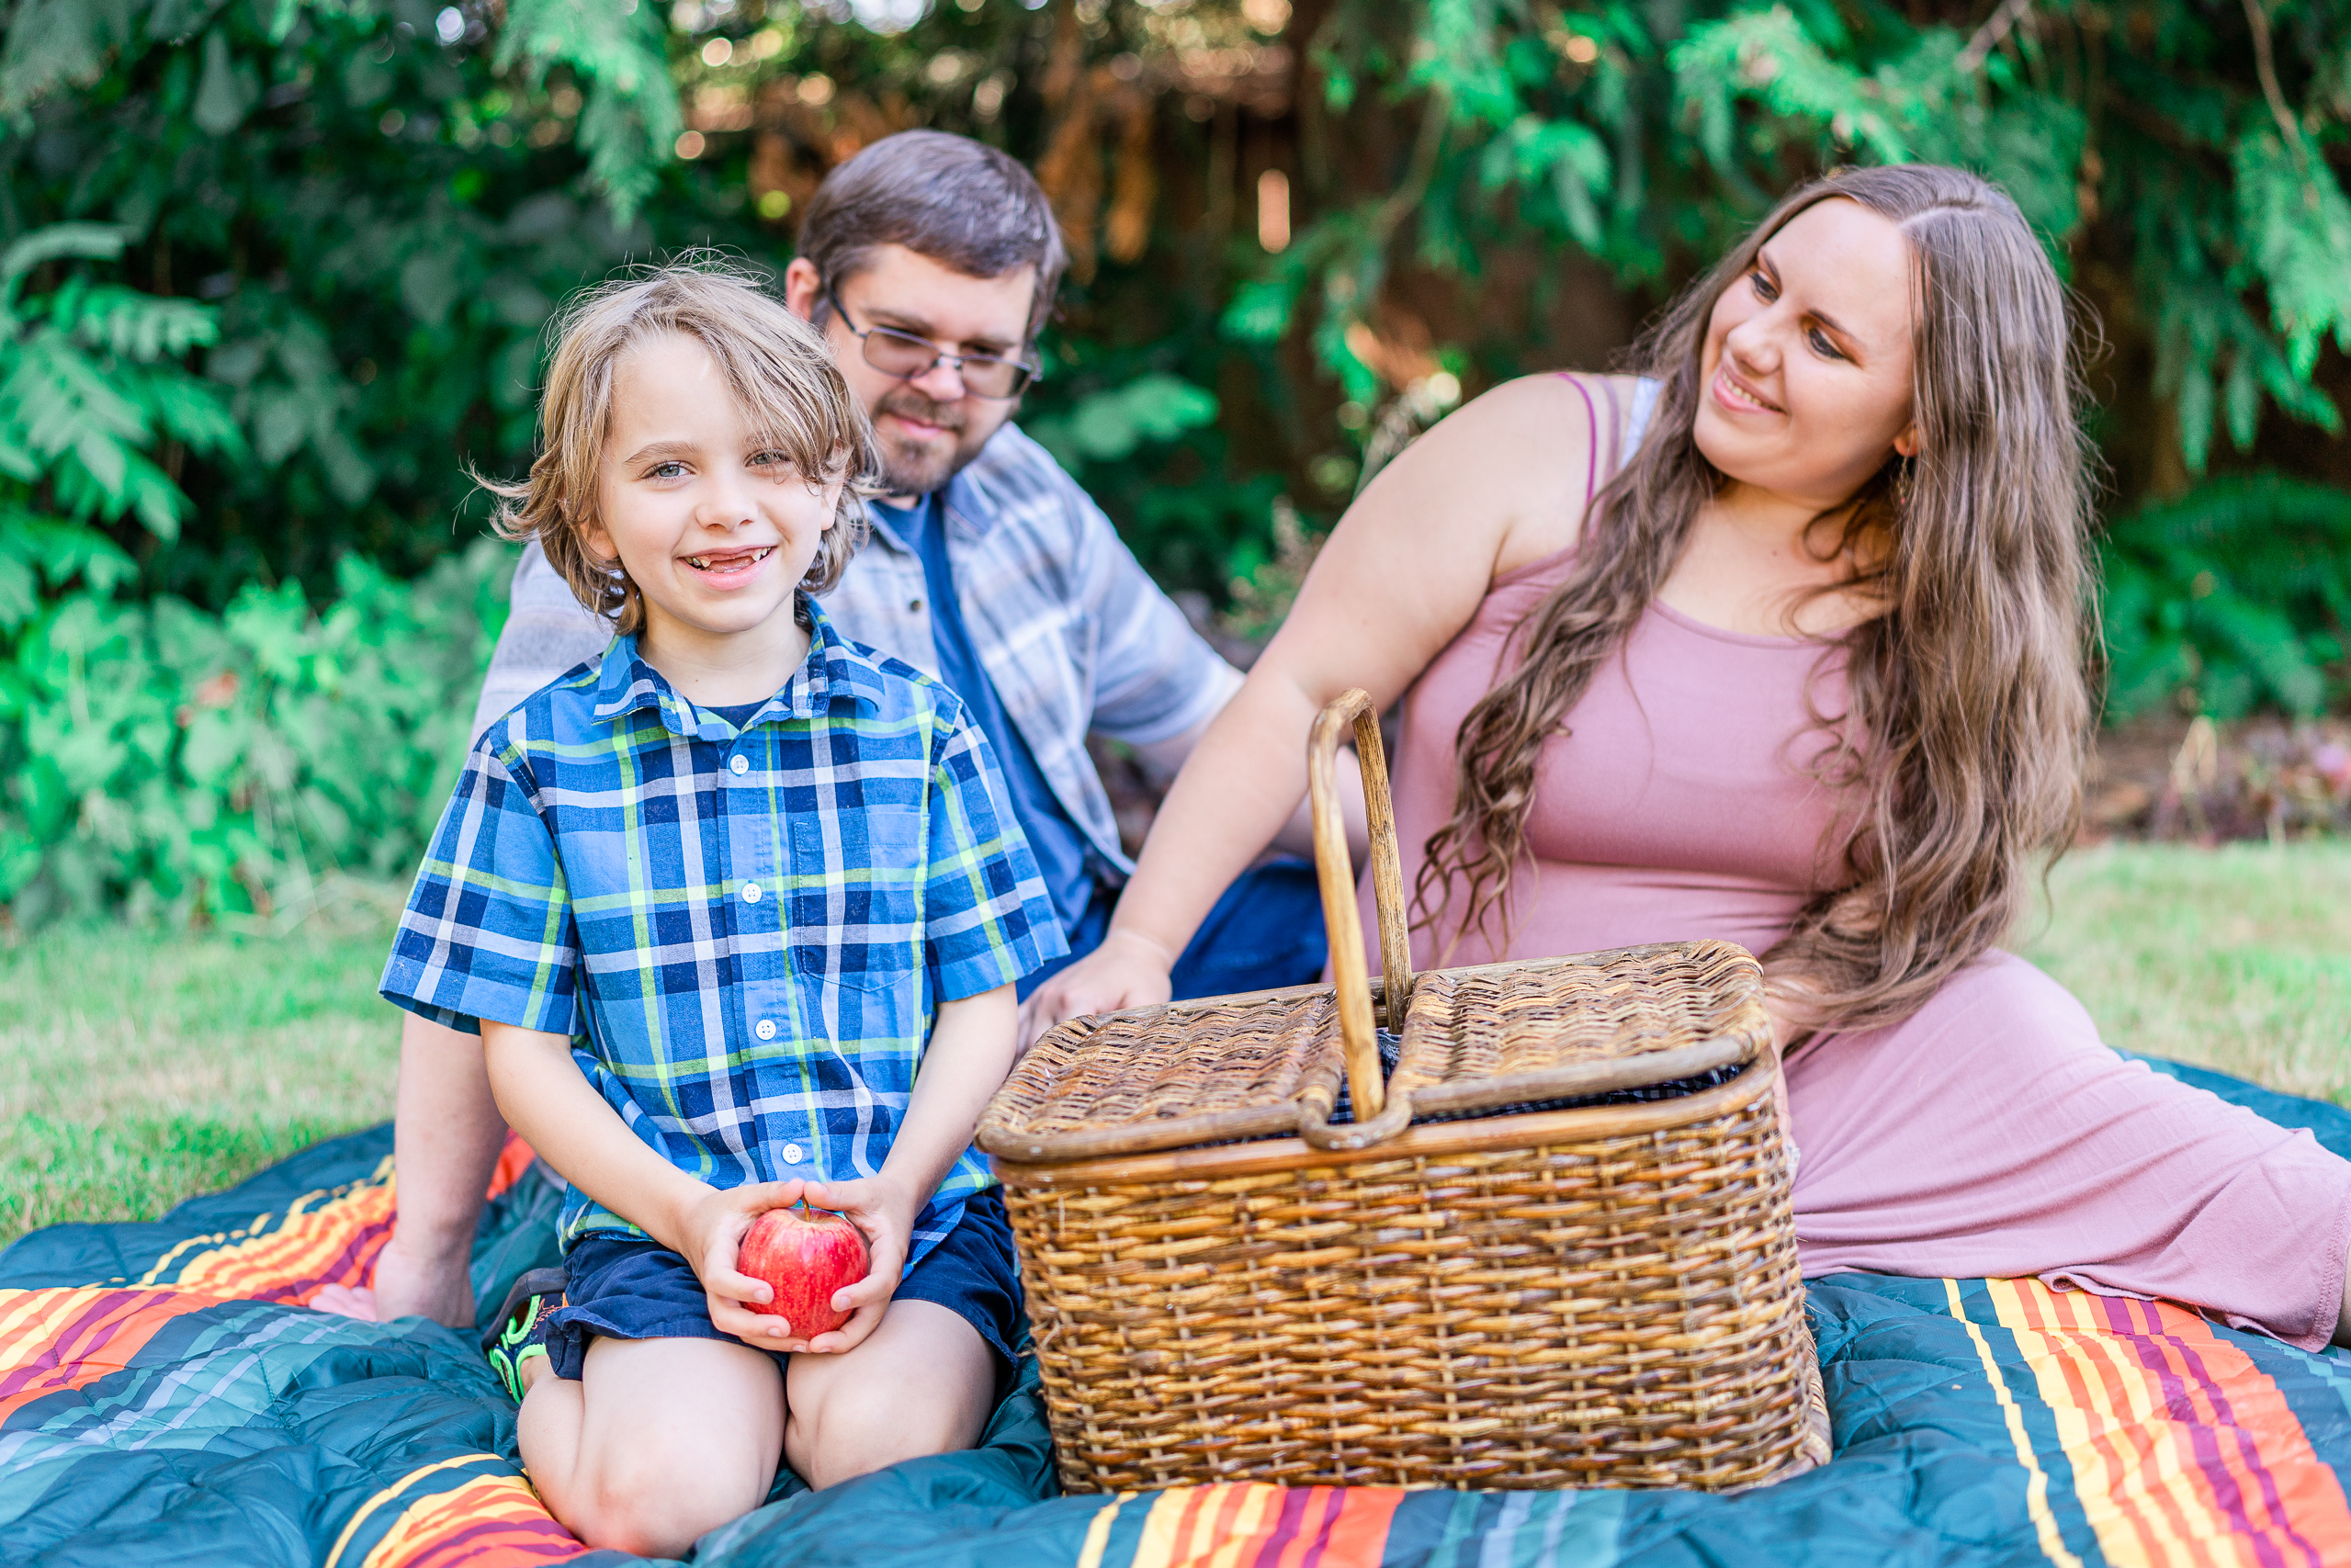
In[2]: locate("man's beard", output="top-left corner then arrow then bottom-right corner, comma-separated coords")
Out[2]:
871,387 -> 993,498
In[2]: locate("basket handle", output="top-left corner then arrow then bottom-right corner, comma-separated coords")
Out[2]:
1308,688 -> 1415,1127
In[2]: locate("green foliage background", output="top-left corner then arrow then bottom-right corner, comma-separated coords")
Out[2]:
3,0 -> 2348,921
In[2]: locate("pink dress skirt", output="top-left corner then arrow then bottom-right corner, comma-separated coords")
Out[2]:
1362,378 -> 2351,1349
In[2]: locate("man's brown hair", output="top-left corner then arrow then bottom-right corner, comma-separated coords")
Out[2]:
797,130 -> 1068,341
487,259 -> 882,633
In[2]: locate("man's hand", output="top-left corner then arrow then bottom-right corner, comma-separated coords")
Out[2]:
312,1233 -> 478,1325
1016,928 -> 1177,1052
312,1013 -> 506,1326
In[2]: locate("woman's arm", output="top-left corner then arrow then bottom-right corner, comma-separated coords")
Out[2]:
1022,374 -> 1631,1039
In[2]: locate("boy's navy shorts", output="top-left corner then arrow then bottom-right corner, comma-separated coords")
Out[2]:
541,1189 -> 1023,1397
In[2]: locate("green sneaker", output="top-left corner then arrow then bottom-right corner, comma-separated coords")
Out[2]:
480,1267 -> 567,1403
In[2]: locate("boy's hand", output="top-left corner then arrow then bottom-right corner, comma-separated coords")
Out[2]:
784,1173 -> 915,1356
676,1178 -> 812,1346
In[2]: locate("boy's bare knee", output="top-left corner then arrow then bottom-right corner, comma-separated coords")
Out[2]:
784,1311 -> 994,1491
571,1454 -> 766,1558
786,1377 -> 972,1491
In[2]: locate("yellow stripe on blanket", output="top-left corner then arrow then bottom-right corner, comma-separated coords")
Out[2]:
1123,1482 -> 1401,1568
360,1470 -> 582,1568
325,1453 -> 582,1568
0,1287 -> 220,1421
1945,1279 -> 2090,1568
1985,1278 -> 2351,1568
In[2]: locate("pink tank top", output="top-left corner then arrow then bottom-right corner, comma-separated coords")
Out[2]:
1369,378 -> 1855,971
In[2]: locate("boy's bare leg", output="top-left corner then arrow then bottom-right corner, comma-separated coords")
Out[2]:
784,1299 -> 997,1491
312,1013 -> 507,1325
520,1336 -> 786,1558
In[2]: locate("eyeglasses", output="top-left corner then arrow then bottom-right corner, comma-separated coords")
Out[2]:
823,286 -> 1037,400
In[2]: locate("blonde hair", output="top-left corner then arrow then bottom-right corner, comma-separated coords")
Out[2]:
487,258 -> 884,634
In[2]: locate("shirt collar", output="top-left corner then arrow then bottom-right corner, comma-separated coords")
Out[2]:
588,599 -> 887,736
862,445 -> 1004,557
939,461 -> 1001,536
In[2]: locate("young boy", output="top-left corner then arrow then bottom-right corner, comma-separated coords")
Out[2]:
380,264 -> 1063,1558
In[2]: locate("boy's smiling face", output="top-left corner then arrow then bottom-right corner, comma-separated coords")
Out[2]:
587,330 -> 843,689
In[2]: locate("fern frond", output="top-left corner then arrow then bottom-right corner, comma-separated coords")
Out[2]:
0,222 -> 130,306
125,367 -> 244,457
2101,474 -> 2351,720
6,329 -> 150,461
46,280 -> 221,361
496,0 -> 681,223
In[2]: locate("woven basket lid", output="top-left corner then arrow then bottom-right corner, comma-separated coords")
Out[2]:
978,939 -> 1769,1163
981,690 -> 1772,1164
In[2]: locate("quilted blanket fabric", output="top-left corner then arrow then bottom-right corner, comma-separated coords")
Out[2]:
3,1055 -> 2347,1567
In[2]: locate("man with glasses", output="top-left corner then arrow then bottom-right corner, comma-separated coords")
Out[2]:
323,130 -> 1358,1329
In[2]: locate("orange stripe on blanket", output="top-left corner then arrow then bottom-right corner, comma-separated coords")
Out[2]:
1987,1278 -> 2351,1568
136,1136 -> 538,1309
163,1172 -> 398,1306
1311,1486 -> 1404,1565
357,1472 -> 583,1568
486,1133 -> 537,1201
1129,1484 -> 1403,1568
0,1287 -> 219,1420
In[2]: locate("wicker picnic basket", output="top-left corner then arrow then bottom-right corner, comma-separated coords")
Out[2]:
978,690 -> 1830,1494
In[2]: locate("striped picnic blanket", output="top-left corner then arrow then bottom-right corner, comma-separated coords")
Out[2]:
3,1055 -> 2346,1567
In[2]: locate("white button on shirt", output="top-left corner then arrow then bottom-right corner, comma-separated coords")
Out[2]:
782,1143 -> 805,1165
729,754 -> 749,776
754,1018 -> 777,1041
741,883 -> 762,903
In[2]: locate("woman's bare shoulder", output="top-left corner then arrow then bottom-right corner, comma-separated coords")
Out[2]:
1424,372 -> 1645,570
1430,371 -> 1645,467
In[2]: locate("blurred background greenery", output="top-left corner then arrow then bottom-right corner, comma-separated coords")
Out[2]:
5,0 -> 2351,927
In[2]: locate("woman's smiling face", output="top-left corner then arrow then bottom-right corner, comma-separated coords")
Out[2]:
1692,197 -> 1921,508
586,330 -> 842,647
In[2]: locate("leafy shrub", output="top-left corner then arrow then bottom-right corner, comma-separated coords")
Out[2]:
6,0 -> 2351,924
2101,476 -> 2351,722
1,541 -> 513,928
0,222 -> 242,629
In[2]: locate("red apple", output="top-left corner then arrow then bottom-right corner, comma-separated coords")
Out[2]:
738,1204 -> 871,1337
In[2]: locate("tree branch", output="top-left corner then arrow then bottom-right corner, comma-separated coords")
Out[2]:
1957,0 -> 2033,74
2240,0 -> 2309,175
1371,82 -> 1452,243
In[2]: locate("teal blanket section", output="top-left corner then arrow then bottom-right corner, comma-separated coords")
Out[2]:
2,1064 -> 2346,1567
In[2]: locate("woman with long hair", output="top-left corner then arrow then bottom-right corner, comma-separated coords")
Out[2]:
1027,164 -> 2351,1348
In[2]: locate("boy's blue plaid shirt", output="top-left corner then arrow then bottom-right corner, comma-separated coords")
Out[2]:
380,601 -> 1066,1258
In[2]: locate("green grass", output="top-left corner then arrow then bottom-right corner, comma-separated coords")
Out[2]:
0,897 -> 403,1246
2020,841 -> 2351,1108
1,845 -> 2345,1249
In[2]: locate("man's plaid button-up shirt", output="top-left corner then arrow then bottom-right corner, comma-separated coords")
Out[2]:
381,601 -> 1066,1257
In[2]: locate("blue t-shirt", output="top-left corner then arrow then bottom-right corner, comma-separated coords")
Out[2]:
876,495 -> 1102,933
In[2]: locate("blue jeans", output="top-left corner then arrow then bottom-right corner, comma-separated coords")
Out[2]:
1016,858 -> 1328,1003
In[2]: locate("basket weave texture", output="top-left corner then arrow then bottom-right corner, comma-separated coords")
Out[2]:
981,691 -> 1826,1493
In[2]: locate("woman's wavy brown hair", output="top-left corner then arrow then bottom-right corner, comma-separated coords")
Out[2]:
485,258 -> 883,634
1416,164 -> 2097,1035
